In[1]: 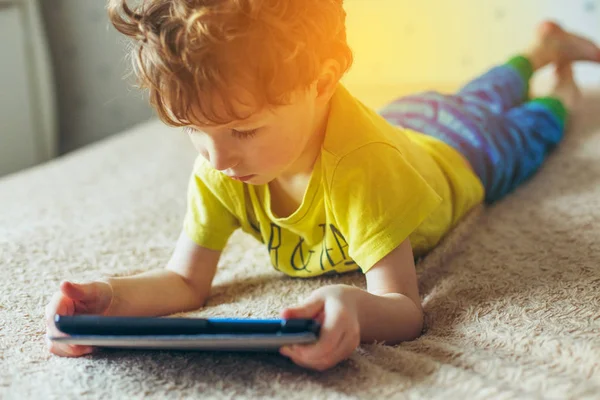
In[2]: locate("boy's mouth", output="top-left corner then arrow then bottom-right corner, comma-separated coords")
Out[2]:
229,174 -> 256,182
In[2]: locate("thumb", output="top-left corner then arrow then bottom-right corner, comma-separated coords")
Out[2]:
281,296 -> 325,320
60,281 -> 97,302
60,281 -> 113,315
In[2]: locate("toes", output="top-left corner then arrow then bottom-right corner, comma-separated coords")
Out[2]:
538,20 -> 562,39
555,66 -> 576,86
578,41 -> 600,62
556,63 -> 573,76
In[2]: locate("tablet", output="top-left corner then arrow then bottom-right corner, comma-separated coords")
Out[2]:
49,315 -> 320,352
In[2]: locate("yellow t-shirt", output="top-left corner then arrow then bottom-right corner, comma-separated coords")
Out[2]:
184,84 -> 484,277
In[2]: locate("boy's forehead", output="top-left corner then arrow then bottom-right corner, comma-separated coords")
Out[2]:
185,84 -> 301,128
188,88 -> 264,128
192,111 -> 265,129
189,99 -> 270,129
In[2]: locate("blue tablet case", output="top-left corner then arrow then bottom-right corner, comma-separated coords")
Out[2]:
49,315 -> 320,352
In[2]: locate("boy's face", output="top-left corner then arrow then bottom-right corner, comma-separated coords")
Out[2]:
186,87 -> 325,185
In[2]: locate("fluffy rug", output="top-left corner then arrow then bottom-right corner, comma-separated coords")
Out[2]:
1,89 -> 599,399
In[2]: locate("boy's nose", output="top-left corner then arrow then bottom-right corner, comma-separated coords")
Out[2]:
207,147 -> 239,172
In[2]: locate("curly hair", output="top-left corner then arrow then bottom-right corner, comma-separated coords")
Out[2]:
107,0 -> 353,127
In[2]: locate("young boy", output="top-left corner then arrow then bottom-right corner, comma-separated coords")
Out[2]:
45,0 -> 600,371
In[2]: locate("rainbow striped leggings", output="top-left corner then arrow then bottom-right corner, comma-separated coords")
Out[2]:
378,55 -> 567,203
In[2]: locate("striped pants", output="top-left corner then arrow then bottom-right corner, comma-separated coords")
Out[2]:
378,55 -> 567,203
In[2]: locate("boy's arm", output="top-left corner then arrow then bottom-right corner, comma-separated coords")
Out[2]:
103,230 -> 221,316
357,237 -> 424,343
278,238 -> 423,370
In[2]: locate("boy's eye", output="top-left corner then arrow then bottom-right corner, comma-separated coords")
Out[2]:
184,126 -> 200,135
231,129 -> 258,139
183,126 -> 259,140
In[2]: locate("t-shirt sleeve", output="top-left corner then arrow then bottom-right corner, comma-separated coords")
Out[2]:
329,143 -> 443,272
183,158 -> 240,251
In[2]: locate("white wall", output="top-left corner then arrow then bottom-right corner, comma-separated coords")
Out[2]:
41,0 -> 599,150
342,0 -> 600,107
41,0 -> 154,154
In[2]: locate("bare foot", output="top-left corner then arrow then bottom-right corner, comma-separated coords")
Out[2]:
526,21 -> 600,70
550,64 -> 581,113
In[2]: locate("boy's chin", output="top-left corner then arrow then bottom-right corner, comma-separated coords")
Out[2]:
252,177 -> 274,185
237,174 -> 266,185
248,174 -> 278,185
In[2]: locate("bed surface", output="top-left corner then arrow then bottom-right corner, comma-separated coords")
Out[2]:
1,89 -> 600,399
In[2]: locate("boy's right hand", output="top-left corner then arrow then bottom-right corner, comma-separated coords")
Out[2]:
44,280 -> 113,357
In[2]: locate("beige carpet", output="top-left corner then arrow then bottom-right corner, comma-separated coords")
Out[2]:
1,89 -> 600,399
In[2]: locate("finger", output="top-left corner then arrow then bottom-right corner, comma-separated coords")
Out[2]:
296,330 -> 359,372
45,291 -> 74,320
304,336 -> 347,371
46,336 -> 94,358
317,331 -> 360,370
316,306 -> 361,370
45,293 -> 74,337
60,281 -> 93,302
280,344 -> 320,370
281,338 -> 344,372
315,310 -> 325,325
282,328 -> 345,370
281,329 -> 342,369
282,351 -> 319,370
286,298 -> 346,362
280,296 -> 325,320
44,289 -> 96,357
61,281 -> 111,314
283,328 -> 342,362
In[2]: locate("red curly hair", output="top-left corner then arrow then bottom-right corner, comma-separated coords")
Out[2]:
107,0 -> 353,127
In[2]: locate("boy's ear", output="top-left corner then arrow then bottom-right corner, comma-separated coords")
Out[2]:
315,59 -> 341,101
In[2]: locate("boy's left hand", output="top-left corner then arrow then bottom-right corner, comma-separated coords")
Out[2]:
279,284 -> 361,371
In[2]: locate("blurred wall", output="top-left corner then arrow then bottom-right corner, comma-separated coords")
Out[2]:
41,0 -> 599,153
41,0 -> 154,154
342,0 -> 600,108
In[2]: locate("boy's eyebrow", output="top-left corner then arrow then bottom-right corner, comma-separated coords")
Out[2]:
192,120 -> 257,131
191,112 -> 268,130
